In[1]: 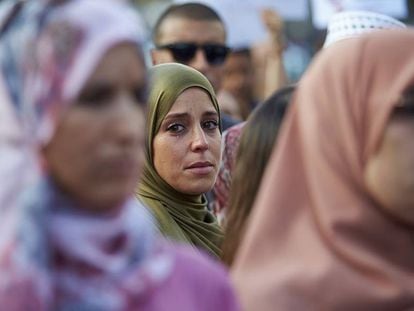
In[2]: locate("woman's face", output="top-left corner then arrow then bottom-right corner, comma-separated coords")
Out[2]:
43,43 -> 147,211
364,107 -> 414,223
153,87 -> 221,195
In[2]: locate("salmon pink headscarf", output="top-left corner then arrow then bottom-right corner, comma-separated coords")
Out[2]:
232,29 -> 414,310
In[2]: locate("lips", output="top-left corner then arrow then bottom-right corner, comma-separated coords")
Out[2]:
185,161 -> 214,175
187,161 -> 213,168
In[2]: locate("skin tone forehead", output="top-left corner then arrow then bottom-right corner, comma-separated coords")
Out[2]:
83,44 -> 146,92
171,88 -> 215,110
161,88 -> 217,124
158,17 -> 226,44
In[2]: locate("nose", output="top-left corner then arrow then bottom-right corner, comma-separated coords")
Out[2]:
189,48 -> 209,74
190,125 -> 209,152
111,94 -> 145,148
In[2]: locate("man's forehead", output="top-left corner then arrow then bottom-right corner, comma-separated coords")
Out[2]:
158,17 -> 226,44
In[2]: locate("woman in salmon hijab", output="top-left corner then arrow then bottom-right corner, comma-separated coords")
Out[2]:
0,1 -> 239,310
231,29 -> 414,310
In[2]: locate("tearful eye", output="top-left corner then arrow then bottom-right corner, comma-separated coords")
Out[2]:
203,120 -> 219,130
167,123 -> 185,133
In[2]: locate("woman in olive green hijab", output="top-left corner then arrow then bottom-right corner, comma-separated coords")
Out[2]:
137,63 -> 223,258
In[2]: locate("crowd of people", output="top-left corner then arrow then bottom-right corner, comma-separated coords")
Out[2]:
1,0 -> 413,310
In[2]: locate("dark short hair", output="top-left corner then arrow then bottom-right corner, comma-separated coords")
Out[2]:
152,2 -> 225,44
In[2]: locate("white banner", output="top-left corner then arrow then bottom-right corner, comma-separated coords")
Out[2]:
174,0 -> 309,47
311,0 -> 408,29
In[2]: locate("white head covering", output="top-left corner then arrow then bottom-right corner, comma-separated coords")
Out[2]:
323,10 -> 405,48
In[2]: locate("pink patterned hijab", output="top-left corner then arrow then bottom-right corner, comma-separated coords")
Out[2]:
232,29 -> 414,310
212,122 -> 245,224
0,1 -> 177,309
0,0 -> 147,207
0,2 -> 242,310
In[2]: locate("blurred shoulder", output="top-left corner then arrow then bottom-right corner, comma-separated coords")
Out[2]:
166,243 -> 240,311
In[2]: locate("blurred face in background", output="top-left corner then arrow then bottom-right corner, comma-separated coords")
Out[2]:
216,90 -> 243,121
153,87 -> 221,195
222,51 -> 254,102
43,43 -> 147,211
151,17 -> 227,92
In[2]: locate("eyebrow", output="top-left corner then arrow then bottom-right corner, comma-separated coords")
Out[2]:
163,110 -> 218,122
203,110 -> 219,118
162,112 -> 188,122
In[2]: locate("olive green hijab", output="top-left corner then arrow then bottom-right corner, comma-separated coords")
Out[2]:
137,63 -> 223,258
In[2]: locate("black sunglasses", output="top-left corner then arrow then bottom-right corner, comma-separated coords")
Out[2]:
156,42 -> 230,65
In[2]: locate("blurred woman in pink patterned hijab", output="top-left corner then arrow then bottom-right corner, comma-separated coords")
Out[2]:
0,1 -> 239,310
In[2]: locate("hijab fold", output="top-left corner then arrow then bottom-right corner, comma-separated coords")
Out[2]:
137,63 -> 223,258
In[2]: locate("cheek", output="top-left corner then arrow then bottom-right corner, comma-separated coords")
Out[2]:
153,50 -> 175,65
49,133 -> 97,183
383,122 -> 414,181
364,122 -> 414,222
153,136 -> 181,179
44,114 -> 102,194
364,155 -> 389,199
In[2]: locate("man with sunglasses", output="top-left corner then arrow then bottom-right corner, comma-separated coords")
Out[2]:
151,2 -> 238,130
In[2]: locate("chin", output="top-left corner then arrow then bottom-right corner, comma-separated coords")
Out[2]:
85,186 -> 132,211
75,196 -> 125,213
182,182 -> 215,196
